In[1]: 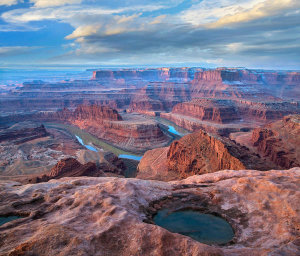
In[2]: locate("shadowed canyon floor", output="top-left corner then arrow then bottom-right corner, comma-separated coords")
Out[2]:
0,168 -> 299,255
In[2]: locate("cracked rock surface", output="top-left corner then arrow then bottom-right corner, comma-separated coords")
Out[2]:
0,168 -> 299,256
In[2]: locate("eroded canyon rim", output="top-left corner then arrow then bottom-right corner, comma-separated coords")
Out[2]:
0,67 -> 299,255
0,168 -> 299,255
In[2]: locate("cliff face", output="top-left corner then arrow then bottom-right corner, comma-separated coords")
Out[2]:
160,99 -> 299,137
48,158 -> 101,179
0,124 -> 49,145
166,130 -> 244,178
35,105 -> 123,123
138,130 -> 273,180
92,68 -> 198,81
1,169 -> 299,256
31,105 -> 169,153
252,115 -> 300,168
171,99 -> 240,124
72,105 -> 123,121
236,100 -> 299,121
76,120 -> 170,152
192,68 -> 300,84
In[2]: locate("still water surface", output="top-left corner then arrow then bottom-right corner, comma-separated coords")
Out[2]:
154,209 -> 234,245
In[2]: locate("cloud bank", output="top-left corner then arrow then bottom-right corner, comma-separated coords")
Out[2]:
0,0 -> 299,68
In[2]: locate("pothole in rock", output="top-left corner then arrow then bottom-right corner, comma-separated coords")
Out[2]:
146,193 -> 236,246
153,208 -> 234,245
0,216 -> 23,226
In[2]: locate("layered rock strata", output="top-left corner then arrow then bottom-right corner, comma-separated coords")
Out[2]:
171,99 -> 240,123
31,158 -> 103,183
252,115 -> 300,168
1,105 -> 170,152
0,124 -> 49,145
0,168 -> 299,255
137,130 -> 274,181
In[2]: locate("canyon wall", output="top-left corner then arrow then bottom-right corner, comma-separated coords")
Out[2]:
0,124 -> 49,145
160,99 -> 299,135
1,105 -> 170,153
138,129 -> 273,180
171,99 -> 240,123
93,67 -> 199,81
252,115 -> 300,168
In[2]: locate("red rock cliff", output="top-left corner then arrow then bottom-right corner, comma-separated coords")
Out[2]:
252,115 -> 300,168
138,129 -> 273,180
171,99 -> 240,123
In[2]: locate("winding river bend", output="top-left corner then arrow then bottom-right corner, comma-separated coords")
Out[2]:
75,135 -> 98,152
46,122 -> 183,163
167,125 -> 182,136
75,134 -> 143,161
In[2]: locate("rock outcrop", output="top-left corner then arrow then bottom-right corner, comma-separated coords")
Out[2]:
27,156 -> 126,183
0,124 -> 49,145
236,100 -> 300,122
138,130 -> 274,181
35,105 -> 123,123
92,67 -> 198,82
1,105 -> 170,153
171,99 -> 240,123
252,115 -> 300,168
161,99 -> 299,135
48,158 -> 102,178
30,158 -> 102,183
0,168 -> 299,255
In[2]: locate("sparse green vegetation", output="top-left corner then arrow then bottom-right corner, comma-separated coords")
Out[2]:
44,123 -> 132,156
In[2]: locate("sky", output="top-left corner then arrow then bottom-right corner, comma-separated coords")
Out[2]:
0,0 -> 299,69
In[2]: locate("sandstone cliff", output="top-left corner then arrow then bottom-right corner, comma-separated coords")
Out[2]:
138,130 -> 274,180
252,115 -> 300,168
171,99 -> 240,123
0,168 -> 299,255
92,67 -> 198,82
1,105 -> 170,153
0,124 -> 49,145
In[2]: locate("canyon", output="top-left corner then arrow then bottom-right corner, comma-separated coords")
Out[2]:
1,105 -> 171,153
0,67 -> 299,255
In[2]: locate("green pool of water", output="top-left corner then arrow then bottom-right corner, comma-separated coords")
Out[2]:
153,209 -> 234,245
0,216 -> 22,226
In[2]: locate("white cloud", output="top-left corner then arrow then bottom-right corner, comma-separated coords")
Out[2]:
179,0 -> 300,27
209,0 -> 300,28
29,0 -> 82,8
0,0 -> 19,6
65,25 -> 101,39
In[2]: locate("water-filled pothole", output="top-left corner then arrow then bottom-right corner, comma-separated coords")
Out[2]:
153,209 -> 234,245
0,216 -> 23,226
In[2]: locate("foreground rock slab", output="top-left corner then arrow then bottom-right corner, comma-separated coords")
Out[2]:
0,168 -> 299,256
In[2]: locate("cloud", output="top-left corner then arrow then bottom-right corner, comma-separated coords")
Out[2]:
208,0 -> 300,28
179,0 -> 300,28
65,25 -> 101,39
0,0 -> 18,6
29,0 -> 82,8
0,46 -> 39,56
1,0 -> 300,68
149,15 -> 166,25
